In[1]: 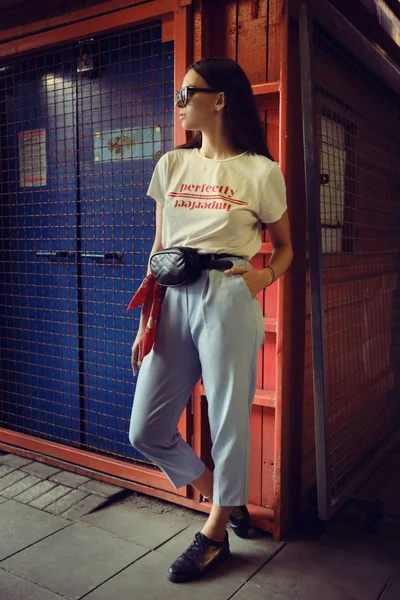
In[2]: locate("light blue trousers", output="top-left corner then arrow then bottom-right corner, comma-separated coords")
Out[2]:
129,258 -> 265,506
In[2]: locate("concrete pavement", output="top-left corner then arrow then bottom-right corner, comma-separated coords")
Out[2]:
0,451 -> 399,600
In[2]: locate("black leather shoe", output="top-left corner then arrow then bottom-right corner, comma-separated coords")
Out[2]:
228,505 -> 251,538
167,531 -> 230,583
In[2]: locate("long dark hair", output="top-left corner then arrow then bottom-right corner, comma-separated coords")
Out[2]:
176,57 -> 274,160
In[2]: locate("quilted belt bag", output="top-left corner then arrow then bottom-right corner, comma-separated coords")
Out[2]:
149,247 -> 239,287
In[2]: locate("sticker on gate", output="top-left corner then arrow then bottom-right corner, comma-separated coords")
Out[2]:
94,127 -> 162,161
19,129 -> 47,188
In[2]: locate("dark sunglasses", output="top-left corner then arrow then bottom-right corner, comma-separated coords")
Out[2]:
176,85 -> 221,107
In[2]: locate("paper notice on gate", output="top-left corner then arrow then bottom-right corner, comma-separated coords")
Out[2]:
19,129 -> 47,187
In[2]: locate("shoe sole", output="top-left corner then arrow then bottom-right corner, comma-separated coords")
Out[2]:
229,524 -> 250,539
228,506 -> 251,539
167,549 -> 230,584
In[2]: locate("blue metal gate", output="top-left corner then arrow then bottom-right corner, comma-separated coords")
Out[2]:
0,24 -> 174,462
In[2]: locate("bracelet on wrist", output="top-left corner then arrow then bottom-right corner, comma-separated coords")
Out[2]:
265,265 -> 275,286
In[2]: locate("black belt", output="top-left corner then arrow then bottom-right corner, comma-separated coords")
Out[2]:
199,253 -> 243,271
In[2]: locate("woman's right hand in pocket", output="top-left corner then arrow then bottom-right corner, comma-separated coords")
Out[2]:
131,330 -> 145,376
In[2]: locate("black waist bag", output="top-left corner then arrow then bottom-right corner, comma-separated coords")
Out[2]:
150,247 -> 203,287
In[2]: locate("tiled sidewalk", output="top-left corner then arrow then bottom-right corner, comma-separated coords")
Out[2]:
0,452 -> 126,520
1,450 -> 399,599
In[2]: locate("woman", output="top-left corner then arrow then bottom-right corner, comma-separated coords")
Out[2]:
129,57 -> 292,583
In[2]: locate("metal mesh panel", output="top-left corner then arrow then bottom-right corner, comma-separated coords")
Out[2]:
312,24 -> 400,502
0,23 -> 174,466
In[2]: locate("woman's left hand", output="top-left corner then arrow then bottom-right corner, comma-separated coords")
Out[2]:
224,267 -> 273,298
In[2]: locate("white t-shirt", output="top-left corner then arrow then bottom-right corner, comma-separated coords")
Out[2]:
147,148 -> 287,260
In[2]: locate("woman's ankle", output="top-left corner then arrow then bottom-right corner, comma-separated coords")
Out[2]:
201,505 -> 232,542
200,525 -> 226,543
